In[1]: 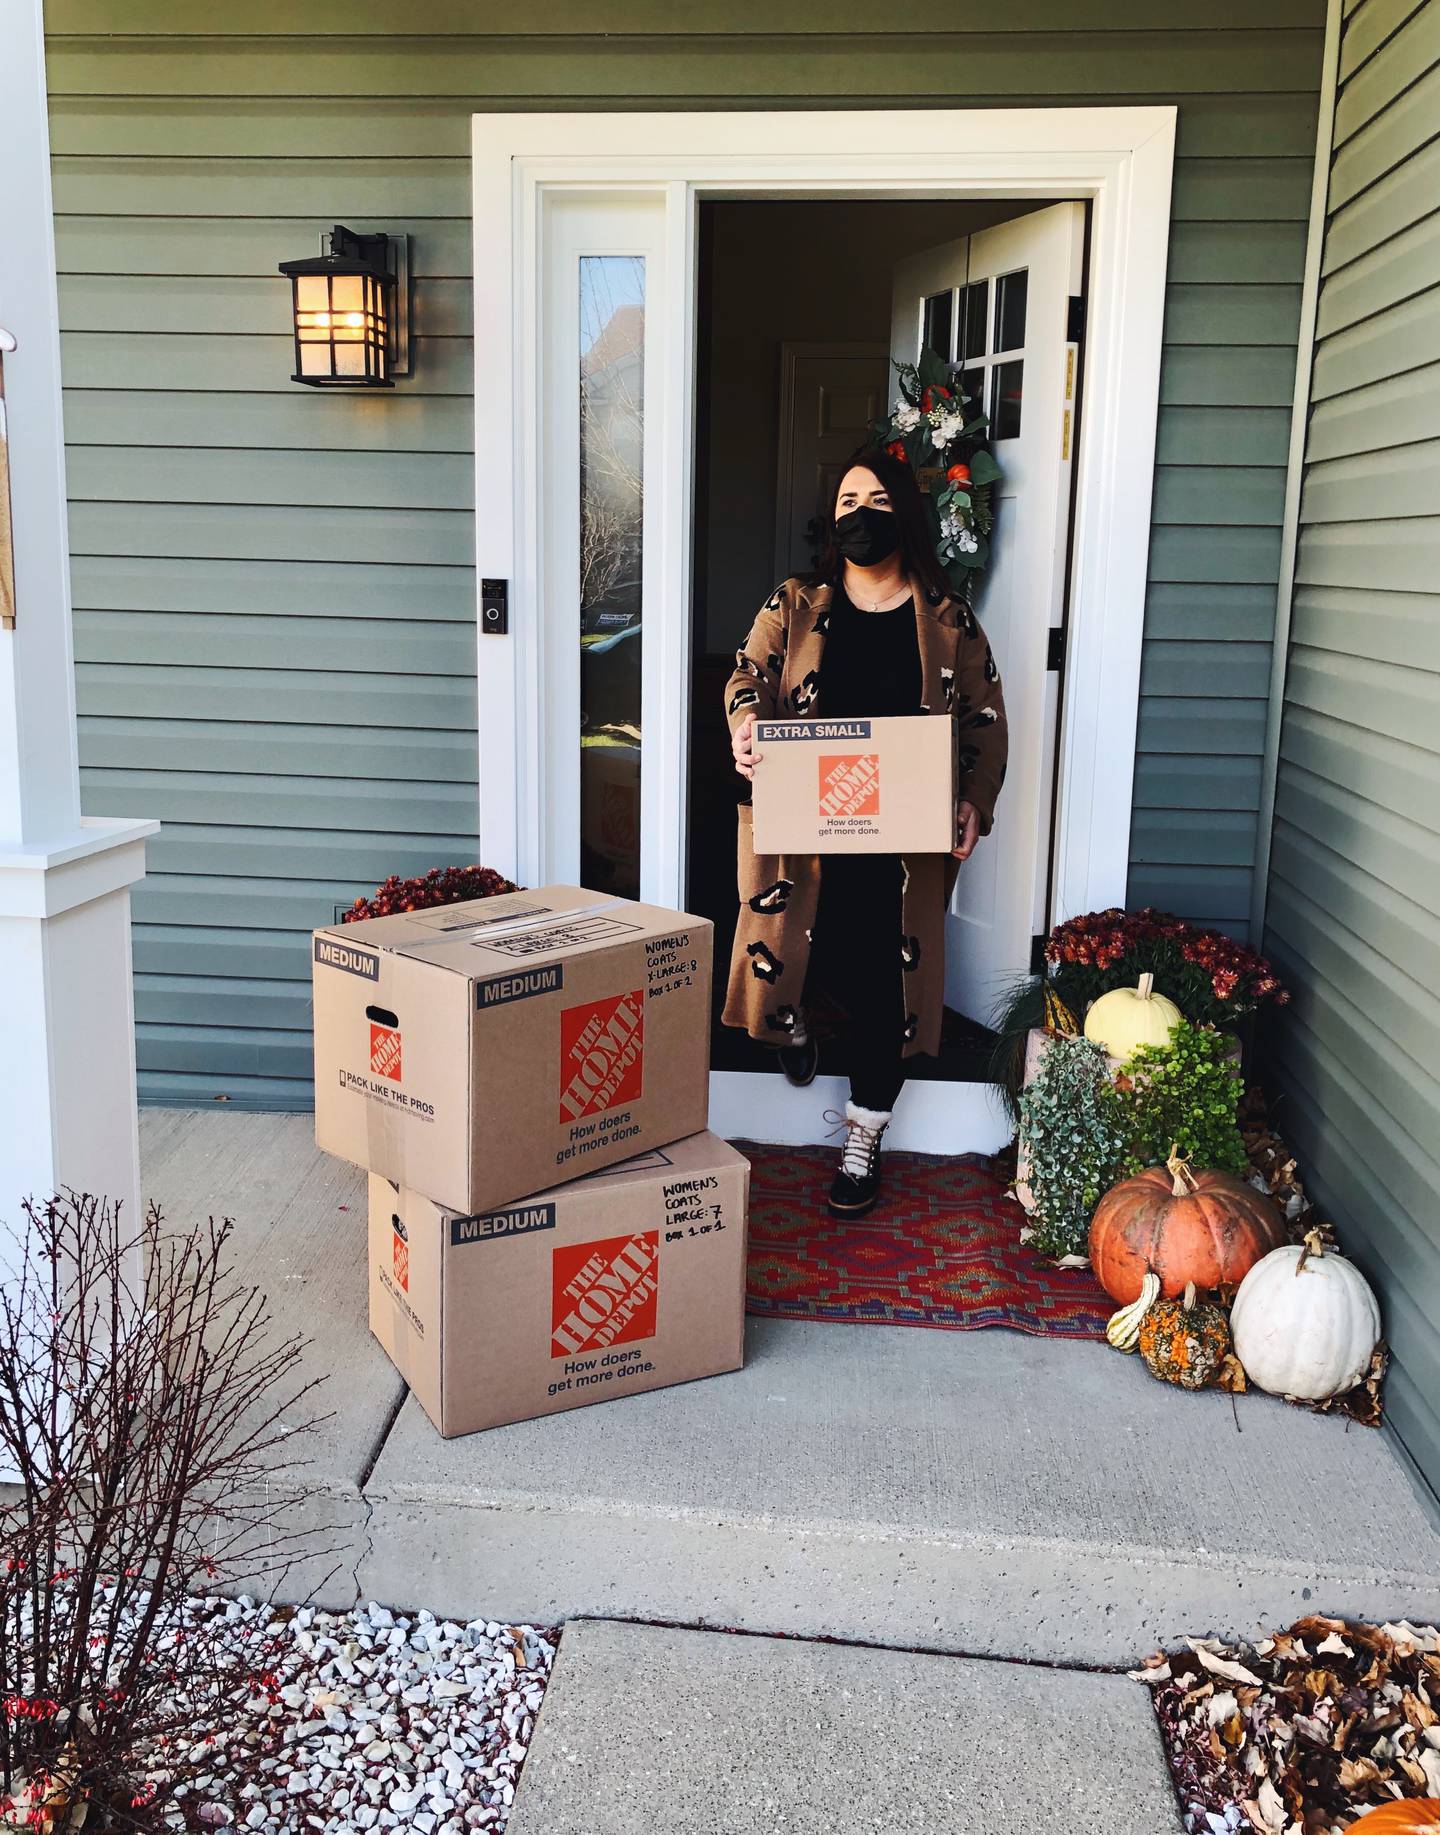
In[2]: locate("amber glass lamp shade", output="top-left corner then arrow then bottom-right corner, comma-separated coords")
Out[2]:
279,227 -> 393,388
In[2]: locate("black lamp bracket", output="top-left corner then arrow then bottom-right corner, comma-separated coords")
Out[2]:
321,225 -> 411,378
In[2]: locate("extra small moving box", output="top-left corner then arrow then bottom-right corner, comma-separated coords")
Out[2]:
368,1131 -> 750,1437
751,715 -> 957,855
313,886 -> 711,1215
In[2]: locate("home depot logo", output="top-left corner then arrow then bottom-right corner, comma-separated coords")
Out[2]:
818,752 -> 880,821
551,1231 -> 659,1356
369,1023 -> 402,1081
557,989 -> 644,1121
390,1211 -> 409,1292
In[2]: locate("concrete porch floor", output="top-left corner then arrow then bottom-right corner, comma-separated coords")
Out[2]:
142,1108 -> 1440,1667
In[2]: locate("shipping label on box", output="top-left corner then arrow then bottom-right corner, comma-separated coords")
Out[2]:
313,886 -> 712,1214
750,716 -> 956,855
367,1131 -> 750,1437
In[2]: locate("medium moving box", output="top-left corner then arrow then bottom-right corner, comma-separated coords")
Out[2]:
368,1131 -> 750,1436
750,715 -> 956,855
313,886 -> 711,1215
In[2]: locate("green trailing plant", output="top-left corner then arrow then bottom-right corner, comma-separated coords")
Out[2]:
1017,1036 -> 1127,1259
1115,1019 -> 1248,1179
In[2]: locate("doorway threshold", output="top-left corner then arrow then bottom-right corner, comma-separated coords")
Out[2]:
710,1006 -> 997,1084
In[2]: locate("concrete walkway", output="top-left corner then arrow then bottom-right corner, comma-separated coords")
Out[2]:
140,1109 -> 1440,1662
506,1619 -> 1185,1834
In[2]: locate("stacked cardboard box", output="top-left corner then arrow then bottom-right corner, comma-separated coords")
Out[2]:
312,885 -> 749,1437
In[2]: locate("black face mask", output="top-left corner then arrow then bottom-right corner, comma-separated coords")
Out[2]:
833,505 -> 901,568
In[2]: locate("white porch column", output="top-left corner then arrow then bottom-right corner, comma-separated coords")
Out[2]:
0,0 -> 157,1398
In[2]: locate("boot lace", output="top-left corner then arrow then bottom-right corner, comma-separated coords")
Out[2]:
823,1109 -> 886,1183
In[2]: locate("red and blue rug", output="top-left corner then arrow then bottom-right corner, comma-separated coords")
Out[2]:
736,1140 -> 1112,1340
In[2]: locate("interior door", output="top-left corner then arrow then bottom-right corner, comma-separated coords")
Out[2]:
773,342 -> 889,582
889,202 -> 1085,1027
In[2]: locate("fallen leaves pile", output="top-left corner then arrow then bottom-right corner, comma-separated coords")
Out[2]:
1132,1614 -> 1440,1833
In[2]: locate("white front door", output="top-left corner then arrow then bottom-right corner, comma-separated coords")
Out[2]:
473,111 -> 1177,1147
889,202 -> 1085,1026
500,186 -> 692,911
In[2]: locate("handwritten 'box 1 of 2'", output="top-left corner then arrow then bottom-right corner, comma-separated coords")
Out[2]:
368,1131 -> 750,1437
750,716 -> 957,855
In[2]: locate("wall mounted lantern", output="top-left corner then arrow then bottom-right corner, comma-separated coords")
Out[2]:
278,225 -> 410,387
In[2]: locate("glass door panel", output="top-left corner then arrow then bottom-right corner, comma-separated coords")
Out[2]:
535,186 -> 680,904
579,255 -> 645,898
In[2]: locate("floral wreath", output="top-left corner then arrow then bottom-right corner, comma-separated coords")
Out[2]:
871,345 -> 1002,592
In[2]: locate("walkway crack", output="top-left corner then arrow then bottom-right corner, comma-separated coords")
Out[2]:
351,1383 -> 409,1605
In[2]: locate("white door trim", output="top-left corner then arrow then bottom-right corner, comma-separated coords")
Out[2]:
472,105 -> 1175,935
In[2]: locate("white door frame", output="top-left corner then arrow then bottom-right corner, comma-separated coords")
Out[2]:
472,105 -> 1174,917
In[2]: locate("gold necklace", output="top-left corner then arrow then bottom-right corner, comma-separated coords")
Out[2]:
851,578 -> 910,613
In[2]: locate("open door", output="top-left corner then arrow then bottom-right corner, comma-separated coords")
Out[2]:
890,202 -> 1085,1027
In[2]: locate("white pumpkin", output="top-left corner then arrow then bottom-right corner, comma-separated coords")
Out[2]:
1083,971 -> 1182,1059
1230,1230 -> 1380,1400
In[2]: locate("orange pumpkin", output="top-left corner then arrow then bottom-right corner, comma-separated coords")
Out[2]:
1089,1145 -> 1286,1304
1349,1805 -> 1440,1832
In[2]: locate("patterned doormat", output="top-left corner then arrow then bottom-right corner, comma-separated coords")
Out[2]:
736,1139 -> 1112,1340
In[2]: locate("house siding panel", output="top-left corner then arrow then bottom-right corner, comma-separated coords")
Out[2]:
1264,0 -> 1440,1495
43,7 -> 1325,1104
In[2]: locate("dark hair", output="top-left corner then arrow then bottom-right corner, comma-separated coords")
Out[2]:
806,443 -> 951,603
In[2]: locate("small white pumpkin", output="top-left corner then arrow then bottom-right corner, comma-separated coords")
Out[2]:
1230,1229 -> 1380,1400
1083,972 -> 1182,1059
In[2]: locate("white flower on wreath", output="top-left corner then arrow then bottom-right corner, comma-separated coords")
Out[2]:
893,403 -> 922,433
956,527 -> 979,555
930,411 -> 965,449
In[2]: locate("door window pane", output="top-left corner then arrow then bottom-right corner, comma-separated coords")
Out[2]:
996,268 -> 1028,353
922,289 -> 954,360
958,369 -> 985,419
991,359 -> 1024,440
961,280 -> 988,361
579,255 -> 644,899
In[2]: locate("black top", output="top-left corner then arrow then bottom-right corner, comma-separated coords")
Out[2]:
818,585 -> 923,719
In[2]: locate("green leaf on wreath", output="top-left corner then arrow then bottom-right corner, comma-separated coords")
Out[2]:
967,450 -> 1002,485
917,347 -> 950,389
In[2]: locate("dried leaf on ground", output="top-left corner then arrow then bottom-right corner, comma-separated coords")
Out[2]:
1150,1615 -> 1440,1834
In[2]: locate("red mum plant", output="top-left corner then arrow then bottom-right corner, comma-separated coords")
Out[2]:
1045,907 -> 1288,1026
343,863 -> 518,922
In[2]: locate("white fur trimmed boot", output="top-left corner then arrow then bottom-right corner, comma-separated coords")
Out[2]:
827,1100 -> 893,1217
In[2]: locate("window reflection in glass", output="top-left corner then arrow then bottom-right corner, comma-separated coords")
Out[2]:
579,255 -> 645,899
991,359 -> 1024,440
962,280 -> 988,361
996,268 -> 1028,353
922,289 -> 954,360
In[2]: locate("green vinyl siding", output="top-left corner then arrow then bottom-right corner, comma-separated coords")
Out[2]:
1264,0 -> 1440,1495
43,5 -> 1326,1106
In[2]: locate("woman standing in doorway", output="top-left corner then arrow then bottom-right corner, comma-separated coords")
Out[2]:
723,445 -> 1008,1217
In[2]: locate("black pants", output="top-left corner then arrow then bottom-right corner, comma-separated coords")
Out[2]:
805,854 -> 907,1114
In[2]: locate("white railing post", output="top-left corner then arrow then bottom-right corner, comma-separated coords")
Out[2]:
0,0 -> 159,1476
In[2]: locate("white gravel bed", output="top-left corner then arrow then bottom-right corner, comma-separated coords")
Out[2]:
128,1594 -> 560,1834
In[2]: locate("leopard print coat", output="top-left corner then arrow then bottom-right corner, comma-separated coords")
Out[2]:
721,577 -> 1008,1059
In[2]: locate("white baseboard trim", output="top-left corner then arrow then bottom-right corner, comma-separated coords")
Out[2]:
708,1070 -> 1012,1155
